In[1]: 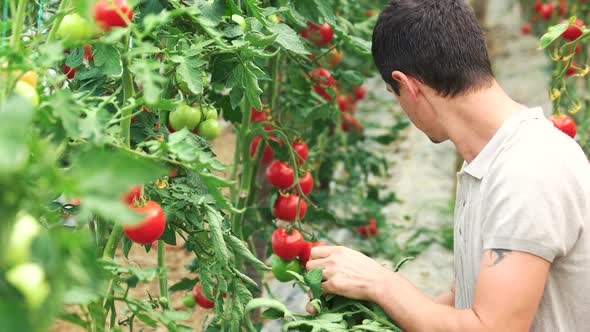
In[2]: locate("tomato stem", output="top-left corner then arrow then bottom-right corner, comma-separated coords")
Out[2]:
46,0 -> 69,43
119,33 -> 136,147
157,239 -> 169,308
102,224 -> 123,259
10,0 -> 28,49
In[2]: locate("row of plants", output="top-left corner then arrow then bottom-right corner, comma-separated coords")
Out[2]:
0,0 -> 421,331
519,0 -> 590,155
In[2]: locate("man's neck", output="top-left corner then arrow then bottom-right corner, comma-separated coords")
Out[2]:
434,82 -> 528,163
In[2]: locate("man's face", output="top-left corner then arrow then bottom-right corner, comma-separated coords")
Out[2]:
387,83 -> 449,144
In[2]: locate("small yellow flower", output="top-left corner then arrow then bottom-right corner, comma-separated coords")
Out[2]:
562,53 -> 574,62
155,178 -> 168,189
579,65 -> 590,77
569,99 -> 582,114
550,88 -> 562,101
552,49 -> 563,62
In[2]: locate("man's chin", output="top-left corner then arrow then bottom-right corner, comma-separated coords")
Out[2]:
428,136 -> 447,144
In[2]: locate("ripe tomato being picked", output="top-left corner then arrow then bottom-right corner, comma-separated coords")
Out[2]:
250,136 -> 275,164
299,241 -> 327,267
271,255 -> 303,282
300,23 -> 334,46
548,114 -> 577,138
271,228 -> 305,260
192,283 -> 214,309
298,172 -> 314,196
124,201 -> 166,245
273,194 -> 307,222
94,0 -> 134,31
561,19 -> 584,41
266,161 -> 295,189
309,67 -> 336,102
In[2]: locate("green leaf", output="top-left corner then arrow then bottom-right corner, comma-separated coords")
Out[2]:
58,312 -> 88,328
204,205 -> 230,265
174,55 -> 206,95
135,312 -> 158,327
225,234 -> 270,271
0,98 -> 32,173
62,287 -> 101,305
540,23 -> 569,49
162,310 -> 191,322
94,45 -> 123,77
169,278 -> 198,292
130,59 -> 166,104
261,307 -> 285,319
267,23 -> 310,55
122,236 -> 133,258
305,269 -> 324,300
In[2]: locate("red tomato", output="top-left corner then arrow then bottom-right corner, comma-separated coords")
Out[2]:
521,23 -> 532,35
250,136 -> 275,164
309,67 -> 336,102
299,241 -> 327,267
534,0 -> 542,12
93,0 -> 134,30
167,123 -> 175,133
123,185 -> 142,205
574,43 -> 582,55
62,64 -> 77,80
326,48 -> 343,67
353,86 -> 366,101
564,61 -> 577,76
300,23 -> 334,46
273,194 -> 307,222
364,9 -> 375,17
539,3 -> 554,20
292,141 -> 309,164
192,283 -> 214,309
84,44 -> 94,62
341,113 -> 363,133
561,19 -> 584,41
271,228 -> 305,260
250,107 -> 267,123
558,0 -> 566,16
298,172 -> 314,196
355,218 -> 378,237
123,201 -> 166,245
548,114 -> 577,138
266,161 -> 294,189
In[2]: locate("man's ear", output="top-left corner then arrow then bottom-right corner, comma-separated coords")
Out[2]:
392,71 -> 419,102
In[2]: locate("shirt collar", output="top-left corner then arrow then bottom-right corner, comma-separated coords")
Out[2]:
461,107 -> 545,180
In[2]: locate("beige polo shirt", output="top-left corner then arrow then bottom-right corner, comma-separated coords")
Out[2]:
454,108 -> 590,331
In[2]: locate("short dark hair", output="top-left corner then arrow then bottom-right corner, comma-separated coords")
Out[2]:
372,0 -> 494,97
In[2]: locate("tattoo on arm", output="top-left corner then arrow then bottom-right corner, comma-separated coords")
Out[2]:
488,249 -> 512,267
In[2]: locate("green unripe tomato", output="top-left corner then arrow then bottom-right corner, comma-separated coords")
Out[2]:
6,263 -> 50,308
57,13 -> 95,43
182,294 -> 196,308
13,81 -> 39,107
201,104 -> 218,120
232,14 -> 248,30
271,255 -> 303,282
6,214 -> 40,267
198,119 -> 221,140
169,103 -> 202,131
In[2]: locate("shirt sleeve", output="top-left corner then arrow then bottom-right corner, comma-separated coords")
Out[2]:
481,165 -> 583,263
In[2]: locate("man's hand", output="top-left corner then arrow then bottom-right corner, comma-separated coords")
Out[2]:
305,246 -> 392,302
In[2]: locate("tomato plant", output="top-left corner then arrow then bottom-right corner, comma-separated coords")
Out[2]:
0,0 -> 406,330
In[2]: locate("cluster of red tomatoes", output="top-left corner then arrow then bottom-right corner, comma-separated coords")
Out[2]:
270,228 -> 326,282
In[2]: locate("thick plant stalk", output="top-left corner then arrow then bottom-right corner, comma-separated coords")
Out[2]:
102,224 -> 123,259
157,239 -> 169,308
46,0 -> 69,43
10,0 -> 28,49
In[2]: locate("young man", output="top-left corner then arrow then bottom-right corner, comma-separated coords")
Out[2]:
305,1 -> 590,331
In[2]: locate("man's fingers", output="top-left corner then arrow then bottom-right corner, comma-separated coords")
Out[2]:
310,245 -> 341,260
306,302 -> 318,315
305,257 -> 331,271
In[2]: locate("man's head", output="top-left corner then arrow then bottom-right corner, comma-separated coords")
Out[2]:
372,0 -> 494,142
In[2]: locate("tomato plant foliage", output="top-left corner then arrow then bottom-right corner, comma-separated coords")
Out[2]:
0,0 -> 405,331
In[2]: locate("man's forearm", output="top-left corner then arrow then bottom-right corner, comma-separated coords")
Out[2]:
433,291 -> 454,307
372,272 -> 483,332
